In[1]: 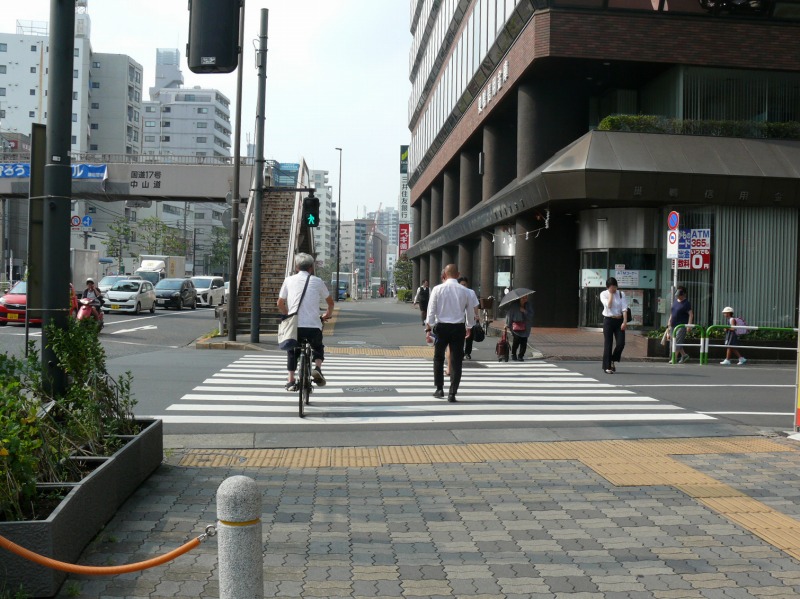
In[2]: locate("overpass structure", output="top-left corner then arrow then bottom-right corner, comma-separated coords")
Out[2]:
0,152 -> 256,203
0,152 -> 318,336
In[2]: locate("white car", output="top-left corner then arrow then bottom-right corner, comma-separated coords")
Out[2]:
102,280 -> 157,314
191,276 -> 226,307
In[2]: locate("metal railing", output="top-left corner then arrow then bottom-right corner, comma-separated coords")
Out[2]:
2,152 -> 256,166
670,323 -> 798,364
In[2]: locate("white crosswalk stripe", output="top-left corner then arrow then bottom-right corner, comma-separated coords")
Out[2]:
145,355 -> 715,426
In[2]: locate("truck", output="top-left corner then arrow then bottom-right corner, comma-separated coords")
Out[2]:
70,248 -> 100,289
133,255 -> 186,286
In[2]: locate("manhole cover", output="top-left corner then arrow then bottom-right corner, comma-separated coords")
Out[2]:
343,386 -> 397,394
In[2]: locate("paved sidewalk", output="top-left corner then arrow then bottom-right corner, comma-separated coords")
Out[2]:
48,435 -> 800,599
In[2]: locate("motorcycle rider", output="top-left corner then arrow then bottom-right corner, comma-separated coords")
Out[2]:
81,278 -> 104,321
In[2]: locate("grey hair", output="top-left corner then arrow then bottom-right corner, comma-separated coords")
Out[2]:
295,253 -> 315,271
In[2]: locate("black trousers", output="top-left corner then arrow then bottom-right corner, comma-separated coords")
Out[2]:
433,322 -> 466,394
464,333 -> 473,357
286,327 -> 324,372
602,316 -> 625,370
511,333 -> 528,358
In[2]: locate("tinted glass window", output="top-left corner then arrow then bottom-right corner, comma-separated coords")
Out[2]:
156,279 -> 182,290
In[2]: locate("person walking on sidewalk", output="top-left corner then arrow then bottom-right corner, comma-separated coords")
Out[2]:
277,253 -> 335,391
504,294 -> 534,361
413,279 -> 430,326
425,264 -> 475,402
667,286 -> 694,364
720,306 -> 747,366
599,277 -> 628,374
458,276 -> 480,360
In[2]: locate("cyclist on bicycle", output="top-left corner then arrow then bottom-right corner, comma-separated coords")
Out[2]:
277,253 -> 334,391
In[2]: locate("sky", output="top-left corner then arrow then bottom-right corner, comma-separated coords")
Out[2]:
0,0 -> 412,221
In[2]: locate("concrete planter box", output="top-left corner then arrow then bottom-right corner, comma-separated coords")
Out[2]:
0,419 -> 162,598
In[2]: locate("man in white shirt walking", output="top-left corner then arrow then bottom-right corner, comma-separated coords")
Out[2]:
277,253 -> 334,391
425,264 -> 475,402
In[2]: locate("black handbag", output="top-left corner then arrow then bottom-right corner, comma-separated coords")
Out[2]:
471,324 -> 485,343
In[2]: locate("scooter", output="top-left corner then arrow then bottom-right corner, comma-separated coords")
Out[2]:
76,297 -> 104,330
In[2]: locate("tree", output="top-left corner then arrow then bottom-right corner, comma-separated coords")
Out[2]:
394,253 -> 412,289
104,217 -> 133,271
209,227 -> 229,274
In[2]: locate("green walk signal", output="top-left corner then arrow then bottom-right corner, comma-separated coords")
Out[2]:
306,214 -> 317,226
303,194 -> 320,228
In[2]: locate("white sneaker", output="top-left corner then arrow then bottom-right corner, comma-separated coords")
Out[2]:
738,358 -> 747,365
720,359 -> 732,365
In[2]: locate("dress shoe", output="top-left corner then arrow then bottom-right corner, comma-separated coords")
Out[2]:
433,389 -> 444,399
447,394 -> 457,402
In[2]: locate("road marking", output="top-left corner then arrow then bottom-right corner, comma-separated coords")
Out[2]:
110,325 -> 158,335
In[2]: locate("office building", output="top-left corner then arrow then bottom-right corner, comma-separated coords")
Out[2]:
406,0 -> 800,329
310,169 -> 336,266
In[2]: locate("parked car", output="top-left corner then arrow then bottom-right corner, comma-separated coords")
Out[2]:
103,280 -> 157,315
190,276 -> 226,307
98,274 -> 142,294
154,278 -> 197,310
0,281 -> 79,326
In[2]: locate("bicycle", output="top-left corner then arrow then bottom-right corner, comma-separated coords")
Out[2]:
295,337 -> 313,418
480,296 -> 494,336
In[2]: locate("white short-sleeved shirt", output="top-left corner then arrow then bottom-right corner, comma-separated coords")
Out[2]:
426,278 -> 475,328
279,271 -> 330,329
599,289 -> 628,317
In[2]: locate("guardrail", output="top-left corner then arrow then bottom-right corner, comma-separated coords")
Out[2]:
670,324 -> 798,364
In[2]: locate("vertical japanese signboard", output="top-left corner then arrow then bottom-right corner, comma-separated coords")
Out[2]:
398,145 -> 410,256
398,223 -> 410,252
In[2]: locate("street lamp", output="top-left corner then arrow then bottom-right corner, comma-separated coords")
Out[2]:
335,147 -> 343,301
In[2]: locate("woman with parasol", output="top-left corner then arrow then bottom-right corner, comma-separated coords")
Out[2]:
501,288 -> 535,361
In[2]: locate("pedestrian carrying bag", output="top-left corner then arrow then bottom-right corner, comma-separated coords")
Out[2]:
277,275 -> 311,351
734,316 -> 748,336
471,323 -> 485,343
512,320 -> 526,332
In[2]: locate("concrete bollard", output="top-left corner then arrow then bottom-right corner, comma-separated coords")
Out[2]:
217,475 -> 263,599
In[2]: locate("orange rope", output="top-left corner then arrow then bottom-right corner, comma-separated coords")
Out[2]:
0,533 -> 201,575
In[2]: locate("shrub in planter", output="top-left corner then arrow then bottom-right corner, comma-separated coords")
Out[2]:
0,319 -> 137,523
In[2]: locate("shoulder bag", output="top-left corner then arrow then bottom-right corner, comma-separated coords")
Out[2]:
277,275 -> 311,350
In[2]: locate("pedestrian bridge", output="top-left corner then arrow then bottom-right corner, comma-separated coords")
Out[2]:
0,152 -> 254,204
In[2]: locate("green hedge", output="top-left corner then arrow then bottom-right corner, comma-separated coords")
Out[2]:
597,115 -> 800,141
397,289 -> 413,303
646,326 -> 797,341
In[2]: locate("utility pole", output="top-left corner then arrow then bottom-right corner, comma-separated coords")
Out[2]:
41,0 -> 75,397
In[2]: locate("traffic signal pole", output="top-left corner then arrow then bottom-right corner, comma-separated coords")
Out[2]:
250,9 -> 268,343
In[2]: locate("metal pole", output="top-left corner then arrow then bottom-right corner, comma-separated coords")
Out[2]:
335,147 -> 342,302
41,0 -> 75,397
227,0 -> 246,341
250,8 -> 268,343
217,476 -> 263,599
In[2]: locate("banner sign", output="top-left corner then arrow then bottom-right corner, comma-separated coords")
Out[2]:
0,163 -> 108,179
399,223 -> 410,252
677,228 -> 711,270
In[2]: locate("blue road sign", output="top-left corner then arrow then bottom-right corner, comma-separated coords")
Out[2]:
82,216 -> 93,228
667,211 -> 680,230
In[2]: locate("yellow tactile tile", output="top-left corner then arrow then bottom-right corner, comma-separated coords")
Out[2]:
421,444 -> 481,463
239,449 -> 284,468
378,445 -> 430,464
674,483 -> 747,498
330,447 -> 381,467
468,443 -> 536,461
279,447 -> 331,468
700,496 -> 777,514
179,449 -> 247,467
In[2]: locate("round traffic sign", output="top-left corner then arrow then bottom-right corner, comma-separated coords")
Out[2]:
667,211 -> 680,230
668,230 -> 677,244
70,215 -> 81,227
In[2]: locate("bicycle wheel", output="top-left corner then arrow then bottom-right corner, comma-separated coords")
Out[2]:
298,350 -> 307,418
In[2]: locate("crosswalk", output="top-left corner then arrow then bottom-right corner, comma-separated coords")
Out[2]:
147,354 -> 716,427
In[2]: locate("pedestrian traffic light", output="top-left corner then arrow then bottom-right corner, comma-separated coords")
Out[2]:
303,194 -> 320,228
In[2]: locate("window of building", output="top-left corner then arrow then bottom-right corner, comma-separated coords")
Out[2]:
72,91 -> 78,100
0,110 -> 5,119
0,66 -> 5,74
90,144 -> 98,151
196,136 -> 207,143
162,121 -> 170,127
135,90 -> 140,102
196,152 -> 207,156
0,44 -> 7,52
0,88 -> 5,96
72,113 -> 78,122
92,61 -> 101,68
134,110 -> 139,121
133,131 -> 138,141
196,212 -> 206,219
197,107 -> 208,114
161,135 -> 170,142
73,48 -> 79,57
145,120 -> 156,127
31,45 -> 37,52
29,111 -> 35,117
162,106 -> 171,113
145,106 -> 155,112
145,135 -> 155,142
91,81 -> 100,88
73,70 -> 78,79
196,122 -> 207,129
91,102 -> 99,109
90,123 -> 98,130
71,135 -> 76,144
135,71 -> 141,83
185,94 -> 196,101
30,66 -> 36,73
30,89 -> 36,95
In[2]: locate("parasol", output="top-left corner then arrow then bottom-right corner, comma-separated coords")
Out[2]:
498,287 -> 536,308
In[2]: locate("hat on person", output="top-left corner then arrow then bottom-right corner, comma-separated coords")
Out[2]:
722,306 -> 734,314
86,278 -> 95,284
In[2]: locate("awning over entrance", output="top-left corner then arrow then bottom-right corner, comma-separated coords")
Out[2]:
407,131 -> 800,258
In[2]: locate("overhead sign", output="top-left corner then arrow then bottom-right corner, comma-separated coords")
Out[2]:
1,163 -> 108,179
667,230 -> 679,259
667,211 -> 680,230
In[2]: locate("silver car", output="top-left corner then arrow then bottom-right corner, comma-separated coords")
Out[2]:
191,276 -> 226,307
102,280 -> 157,314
